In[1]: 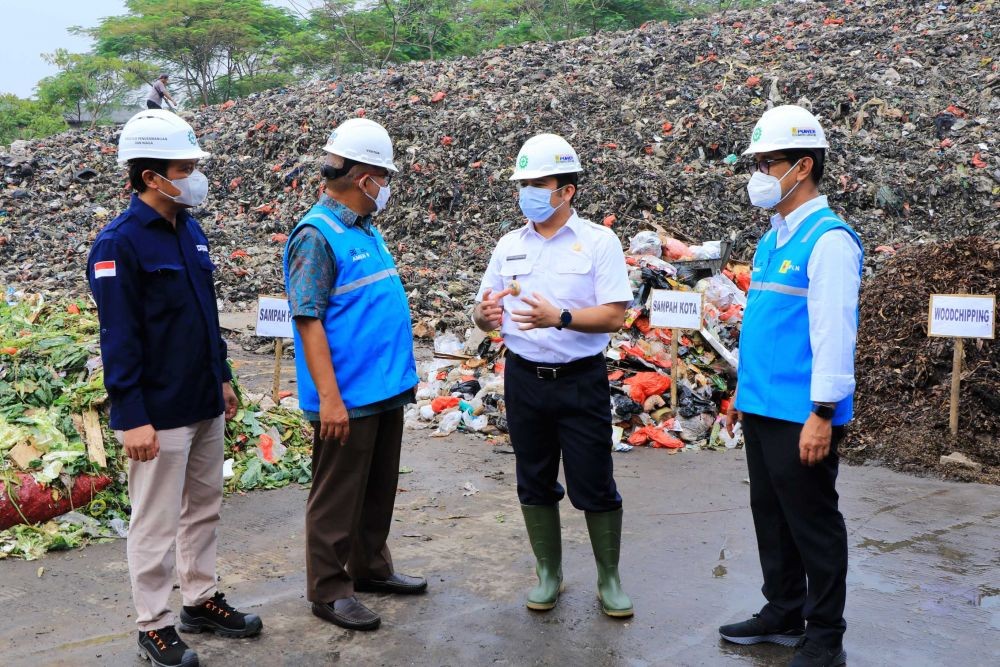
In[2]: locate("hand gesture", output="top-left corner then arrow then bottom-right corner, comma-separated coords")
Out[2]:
478,288 -> 512,330
510,292 -> 560,330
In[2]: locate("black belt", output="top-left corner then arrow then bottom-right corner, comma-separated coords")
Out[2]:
507,351 -> 603,380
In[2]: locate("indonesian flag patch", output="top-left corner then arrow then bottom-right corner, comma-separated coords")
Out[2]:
94,260 -> 117,279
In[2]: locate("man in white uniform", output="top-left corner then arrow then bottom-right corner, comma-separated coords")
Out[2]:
473,133 -> 635,618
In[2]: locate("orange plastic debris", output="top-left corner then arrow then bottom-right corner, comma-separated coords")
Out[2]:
430,91 -> 446,103
66,304 -> 81,315
431,396 -> 461,413
623,372 -> 672,404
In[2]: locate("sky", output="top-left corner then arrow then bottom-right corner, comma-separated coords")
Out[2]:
0,0 -> 313,98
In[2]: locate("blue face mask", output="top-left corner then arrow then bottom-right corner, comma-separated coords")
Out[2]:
518,185 -> 567,223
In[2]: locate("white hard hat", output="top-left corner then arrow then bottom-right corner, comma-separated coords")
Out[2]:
509,133 -> 583,180
117,109 -> 210,164
742,105 -> 830,156
323,118 -> 398,172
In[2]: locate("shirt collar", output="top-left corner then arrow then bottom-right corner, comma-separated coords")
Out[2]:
318,193 -> 372,229
128,193 -> 191,228
769,195 -> 829,235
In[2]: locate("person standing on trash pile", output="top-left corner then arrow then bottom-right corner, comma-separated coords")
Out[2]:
87,109 -> 262,667
147,73 -> 177,110
283,117 -> 423,632
719,105 -> 863,667
472,133 -> 635,618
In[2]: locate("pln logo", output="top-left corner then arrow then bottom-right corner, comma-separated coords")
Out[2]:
778,260 -> 801,274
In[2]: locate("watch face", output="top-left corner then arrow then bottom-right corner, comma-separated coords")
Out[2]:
560,310 -> 572,325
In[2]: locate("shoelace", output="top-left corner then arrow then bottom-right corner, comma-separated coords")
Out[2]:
204,592 -> 235,619
147,627 -> 180,651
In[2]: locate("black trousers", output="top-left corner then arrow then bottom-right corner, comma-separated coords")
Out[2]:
743,413 -> 848,648
504,352 -> 622,512
305,408 -> 402,602
146,100 -> 162,109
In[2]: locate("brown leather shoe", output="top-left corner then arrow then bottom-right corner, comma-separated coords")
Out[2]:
311,597 -> 381,631
354,573 -> 427,595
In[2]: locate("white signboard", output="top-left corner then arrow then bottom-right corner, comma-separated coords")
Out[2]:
256,295 -> 294,338
649,289 -> 703,330
928,294 -> 995,339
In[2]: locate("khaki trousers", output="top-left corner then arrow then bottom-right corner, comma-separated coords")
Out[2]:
306,408 -> 403,603
119,415 -> 224,630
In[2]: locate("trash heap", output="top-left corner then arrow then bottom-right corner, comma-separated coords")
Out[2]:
0,296 -> 313,560
845,237 -> 1000,484
1,0 -> 998,343
407,229 -> 747,452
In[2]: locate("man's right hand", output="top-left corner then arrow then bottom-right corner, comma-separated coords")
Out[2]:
726,402 -> 742,438
320,397 -> 350,446
124,424 -> 159,462
477,288 -> 512,330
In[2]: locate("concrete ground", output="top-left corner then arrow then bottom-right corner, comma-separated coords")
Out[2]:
1,429 -> 998,667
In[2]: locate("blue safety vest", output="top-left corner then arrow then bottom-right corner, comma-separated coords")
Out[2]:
736,207 -> 863,426
283,205 -> 418,412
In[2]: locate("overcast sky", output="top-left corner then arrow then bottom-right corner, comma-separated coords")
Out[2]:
0,0 -> 313,98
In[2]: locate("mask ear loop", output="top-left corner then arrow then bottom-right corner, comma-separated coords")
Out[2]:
774,158 -> 804,207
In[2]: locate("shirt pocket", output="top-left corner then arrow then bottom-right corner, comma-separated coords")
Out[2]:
140,261 -> 188,312
551,254 -> 594,304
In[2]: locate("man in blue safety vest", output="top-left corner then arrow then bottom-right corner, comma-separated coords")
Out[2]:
283,118 -> 423,632
720,105 -> 863,667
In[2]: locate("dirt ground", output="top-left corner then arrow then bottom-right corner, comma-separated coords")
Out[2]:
1,348 -> 998,666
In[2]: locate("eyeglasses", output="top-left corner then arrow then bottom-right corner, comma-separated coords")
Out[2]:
748,157 -> 790,175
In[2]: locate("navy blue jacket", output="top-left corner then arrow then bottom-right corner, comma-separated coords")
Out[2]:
87,195 -> 231,431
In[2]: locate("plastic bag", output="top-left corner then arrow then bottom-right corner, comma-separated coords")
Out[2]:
416,381 -> 443,400
434,332 -> 464,356
431,396 -> 461,413
451,379 -> 482,398
623,372 -> 672,404
432,411 -> 463,436
677,414 -> 710,443
611,393 -> 644,419
663,237 -> 691,261
629,231 -> 662,256
677,384 -> 717,418
627,425 -> 684,449
419,404 -> 436,421
255,426 -> 287,464
462,412 -> 489,432
696,273 -> 747,309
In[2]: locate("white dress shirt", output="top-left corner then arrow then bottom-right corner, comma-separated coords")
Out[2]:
771,195 -> 863,403
476,211 -> 634,363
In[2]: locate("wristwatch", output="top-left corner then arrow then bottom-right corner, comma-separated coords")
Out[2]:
811,402 -> 835,420
555,309 -> 572,330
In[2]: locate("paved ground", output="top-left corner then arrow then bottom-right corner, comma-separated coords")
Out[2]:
1,429 -> 997,667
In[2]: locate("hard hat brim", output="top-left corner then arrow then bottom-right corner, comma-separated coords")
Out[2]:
509,165 -> 583,181
742,139 -> 830,156
322,147 -> 398,172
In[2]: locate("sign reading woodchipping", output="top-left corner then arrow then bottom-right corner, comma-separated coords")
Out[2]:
928,294 -> 995,339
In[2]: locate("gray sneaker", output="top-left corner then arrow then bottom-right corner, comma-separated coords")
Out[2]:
719,613 -> 805,647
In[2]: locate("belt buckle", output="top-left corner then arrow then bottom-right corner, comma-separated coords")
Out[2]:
536,366 -> 558,380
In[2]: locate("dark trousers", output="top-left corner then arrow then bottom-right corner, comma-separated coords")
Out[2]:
743,413 -> 848,648
146,100 -> 162,109
504,353 -> 622,512
306,408 -> 402,602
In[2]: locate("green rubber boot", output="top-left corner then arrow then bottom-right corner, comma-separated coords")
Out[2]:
520,504 -> 563,611
585,508 -> 634,618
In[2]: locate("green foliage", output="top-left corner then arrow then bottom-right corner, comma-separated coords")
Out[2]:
0,95 -> 67,146
36,50 -> 150,127
85,0 -> 315,105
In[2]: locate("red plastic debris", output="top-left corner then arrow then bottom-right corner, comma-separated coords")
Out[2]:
441,136 -> 454,146
270,233 -> 288,243
623,372 -> 672,404
0,473 -> 113,530
603,214 -> 617,227
431,396 -> 460,413
230,249 -> 249,260
430,91 -> 447,103
746,75 -> 762,87
220,100 -> 236,110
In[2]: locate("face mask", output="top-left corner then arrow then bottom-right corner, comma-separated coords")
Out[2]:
518,185 -> 566,223
746,159 -> 802,209
155,170 -> 209,207
362,176 -> 391,214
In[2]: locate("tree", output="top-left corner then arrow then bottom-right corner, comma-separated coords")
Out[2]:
84,0 -> 312,105
37,51 -> 149,127
0,95 -> 67,146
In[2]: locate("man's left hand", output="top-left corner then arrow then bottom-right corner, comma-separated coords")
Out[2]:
799,413 -> 832,466
222,382 -> 238,421
510,292 -> 560,330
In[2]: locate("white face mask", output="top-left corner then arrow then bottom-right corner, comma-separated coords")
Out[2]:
155,170 -> 209,207
746,159 -> 802,209
363,176 -> 391,214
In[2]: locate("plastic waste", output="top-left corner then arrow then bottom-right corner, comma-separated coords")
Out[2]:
629,230 -> 662,256
432,410 -> 463,436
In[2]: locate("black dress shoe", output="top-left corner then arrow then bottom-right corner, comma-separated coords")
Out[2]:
311,597 -> 381,631
354,572 -> 428,595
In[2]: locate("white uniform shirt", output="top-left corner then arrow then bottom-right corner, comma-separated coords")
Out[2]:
476,211 -> 633,363
771,195 -> 863,403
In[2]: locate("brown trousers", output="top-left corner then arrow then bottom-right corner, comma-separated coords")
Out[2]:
306,407 -> 403,602
119,415 -> 224,630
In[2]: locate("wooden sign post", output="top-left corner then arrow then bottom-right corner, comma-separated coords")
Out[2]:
927,293 -> 996,437
649,289 -> 704,411
256,295 -> 294,403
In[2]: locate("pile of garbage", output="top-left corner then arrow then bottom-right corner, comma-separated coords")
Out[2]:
0,295 -> 313,560
845,237 -> 1000,484
1,0 -> 998,343
408,230 -> 746,452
